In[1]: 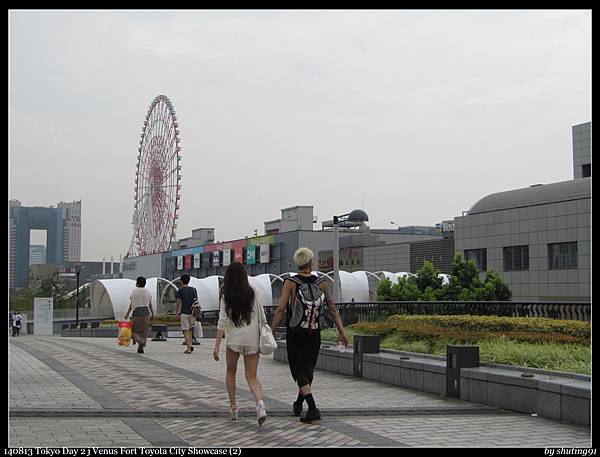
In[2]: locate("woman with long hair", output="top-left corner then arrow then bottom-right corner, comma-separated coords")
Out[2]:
213,261 -> 267,425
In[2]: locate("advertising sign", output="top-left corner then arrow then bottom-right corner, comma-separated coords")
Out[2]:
223,249 -> 231,267
193,253 -> 201,269
246,245 -> 256,265
177,255 -> 183,270
213,250 -> 221,267
33,298 -> 53,336
184,254 -> 192,270
260,244 -> 270,263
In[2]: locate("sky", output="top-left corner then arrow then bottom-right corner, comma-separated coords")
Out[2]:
8,10 -> 591,261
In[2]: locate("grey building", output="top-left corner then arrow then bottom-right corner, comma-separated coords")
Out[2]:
9,200 -> 82,289
573,122 -> 591,179
454,122 -> 591,302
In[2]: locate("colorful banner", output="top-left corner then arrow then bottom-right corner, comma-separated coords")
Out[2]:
246,245 -> 256,265
260,244 -> 270,263
223,248 -> 231,267
184,255 -> 192,270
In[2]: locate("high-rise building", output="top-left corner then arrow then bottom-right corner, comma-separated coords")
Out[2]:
57,200 -> 82,261
9,200 -> 82,289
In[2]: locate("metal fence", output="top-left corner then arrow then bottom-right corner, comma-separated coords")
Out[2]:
201,301 -> 591,329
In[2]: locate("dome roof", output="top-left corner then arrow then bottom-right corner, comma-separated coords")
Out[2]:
468,178 -> 591,214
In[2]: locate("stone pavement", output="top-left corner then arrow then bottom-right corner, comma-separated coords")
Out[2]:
9,335 -> 592,448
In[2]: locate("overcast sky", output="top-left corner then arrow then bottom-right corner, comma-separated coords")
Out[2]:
9,10 -> 591,261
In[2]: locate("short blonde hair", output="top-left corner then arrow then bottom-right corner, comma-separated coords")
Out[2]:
293,247 -> 314,269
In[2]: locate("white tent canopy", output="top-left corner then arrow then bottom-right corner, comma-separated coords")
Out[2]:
90,270 -> 448,318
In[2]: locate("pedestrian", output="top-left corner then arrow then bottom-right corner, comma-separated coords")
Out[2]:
12,311 -> 22,337
271,247 -> 350,423
124,276 -> 154,354
212,261 -> 268,425
176,274 -> 199,354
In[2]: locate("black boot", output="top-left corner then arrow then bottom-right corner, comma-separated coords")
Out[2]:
300,408 -> 321,423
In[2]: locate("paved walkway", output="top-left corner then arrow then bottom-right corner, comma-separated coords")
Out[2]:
9,336 -> 592,448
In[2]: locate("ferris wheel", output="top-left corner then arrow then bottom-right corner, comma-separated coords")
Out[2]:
128,95 -> 181,257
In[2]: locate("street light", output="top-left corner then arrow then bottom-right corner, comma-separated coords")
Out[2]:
333,209 -> 369,303
75,263 -> 82,327
390,221 -> 400,229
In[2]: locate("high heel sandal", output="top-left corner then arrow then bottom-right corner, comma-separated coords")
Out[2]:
228,407 -> 239,420
256,400 -> 267,426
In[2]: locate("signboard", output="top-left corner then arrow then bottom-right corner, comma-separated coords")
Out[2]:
193,253 -> 201,269
223,248 -> 231,267
33,297 -> 53,336
177,256 -> 183,270
246,245 -> 256,265
260,244 -> 270,263
213,250 -> 221,267
441,220 -> 455,233
184,254 -> 192,270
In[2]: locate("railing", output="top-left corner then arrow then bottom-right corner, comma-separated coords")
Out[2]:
201,301 -> 591,328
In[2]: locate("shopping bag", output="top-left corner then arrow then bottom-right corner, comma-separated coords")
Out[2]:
118,320 -> 132,347
194,321 -> 203,339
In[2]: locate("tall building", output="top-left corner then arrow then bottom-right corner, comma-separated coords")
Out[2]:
9,200 -> 82,289
57,200 -> 82,261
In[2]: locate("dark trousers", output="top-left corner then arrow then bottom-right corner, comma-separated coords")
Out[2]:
12,326 -> 20,336
286,329 -> 321,388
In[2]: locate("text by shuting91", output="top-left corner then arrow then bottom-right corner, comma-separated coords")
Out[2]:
544,449 -> 596,457
4,448 -> 243,456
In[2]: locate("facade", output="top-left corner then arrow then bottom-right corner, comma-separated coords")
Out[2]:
454,122 -> 591,302
29,245 -> 46,265
573,122 -> 591,179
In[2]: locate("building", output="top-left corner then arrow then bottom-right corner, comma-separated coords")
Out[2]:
9,200 -> 82,289
57,200 -> 82,262
454,122 -> 591,302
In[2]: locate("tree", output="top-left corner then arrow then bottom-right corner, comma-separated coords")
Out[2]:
415,261 -> 443,293
375,254 -> 513,302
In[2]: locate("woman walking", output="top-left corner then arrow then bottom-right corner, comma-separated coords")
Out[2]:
124,276 -> 155,354
213,262 -> 267,425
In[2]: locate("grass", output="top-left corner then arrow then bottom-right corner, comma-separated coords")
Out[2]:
321,326 -> 591,375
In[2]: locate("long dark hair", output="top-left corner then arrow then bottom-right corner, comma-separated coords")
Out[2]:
220,261 -> 255,327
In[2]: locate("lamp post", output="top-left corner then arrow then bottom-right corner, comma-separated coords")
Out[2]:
332,209 -> 369,303
75,263 -> 81,327
390,221 -> 400,229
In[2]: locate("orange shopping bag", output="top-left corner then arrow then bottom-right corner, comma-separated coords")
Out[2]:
118,320 -> 132,347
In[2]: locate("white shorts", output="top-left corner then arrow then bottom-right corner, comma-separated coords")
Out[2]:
180,313 -> 195,331
226,344 -> 260,356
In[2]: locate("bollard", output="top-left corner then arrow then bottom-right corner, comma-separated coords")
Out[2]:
446,345 -> 479,398
151,324 -> 168,341
353,335 -> 380,378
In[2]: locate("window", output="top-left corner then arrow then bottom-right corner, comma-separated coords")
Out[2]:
504,245 -> 529,271
465,249 -> 487,271
548,242 -> 578,270
582,163 -> 591,178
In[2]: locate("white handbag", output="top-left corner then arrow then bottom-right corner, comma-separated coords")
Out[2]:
258,304 -> 277,355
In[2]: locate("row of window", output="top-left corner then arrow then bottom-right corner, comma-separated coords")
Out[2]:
465,242 -> 578,272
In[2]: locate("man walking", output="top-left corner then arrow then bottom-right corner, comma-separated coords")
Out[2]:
176,274 -> 199,354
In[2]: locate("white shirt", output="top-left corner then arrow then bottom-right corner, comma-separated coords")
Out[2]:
130,287 -> 152,309
217,288 -> 264,350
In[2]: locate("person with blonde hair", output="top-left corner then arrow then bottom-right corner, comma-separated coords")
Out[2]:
271,247 -> 349,423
